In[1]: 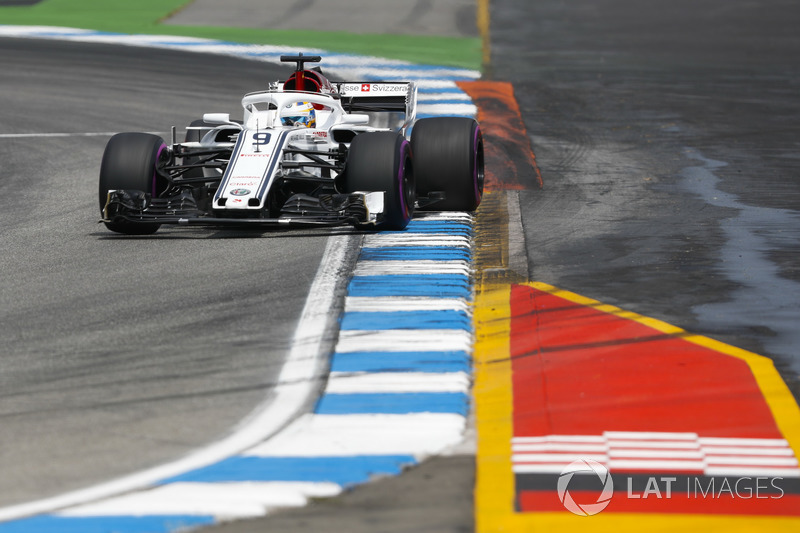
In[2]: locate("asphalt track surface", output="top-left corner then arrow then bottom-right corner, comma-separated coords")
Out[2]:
166,0 -> 479,38
0,38 -> 341,507
499,0 -> 800,400
210,0 -> 799,531
1,0 -> 799,531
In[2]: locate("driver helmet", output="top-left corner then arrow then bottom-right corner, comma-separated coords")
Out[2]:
281,101 -> 316,128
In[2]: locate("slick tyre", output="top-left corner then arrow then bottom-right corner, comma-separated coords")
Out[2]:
411,117 -> 484,211
344,132 -> 414,230
98,132 -> 168,235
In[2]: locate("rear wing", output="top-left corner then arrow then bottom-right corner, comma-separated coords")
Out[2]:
335,82 -> 417,131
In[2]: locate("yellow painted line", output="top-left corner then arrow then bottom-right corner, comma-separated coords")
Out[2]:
472,195 -> 800,531
474,281 -> 515,532
477,0 -> 491,67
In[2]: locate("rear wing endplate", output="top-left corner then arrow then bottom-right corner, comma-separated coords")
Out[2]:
335,82 -> 417,130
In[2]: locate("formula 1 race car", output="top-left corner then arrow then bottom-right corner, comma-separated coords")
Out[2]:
98,54 -> 484,234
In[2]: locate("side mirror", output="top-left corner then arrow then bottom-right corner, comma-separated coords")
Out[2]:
202,113 -> 235,125
341,113 -> 370,125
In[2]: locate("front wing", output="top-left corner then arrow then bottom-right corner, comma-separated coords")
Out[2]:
102,189 -> 385,229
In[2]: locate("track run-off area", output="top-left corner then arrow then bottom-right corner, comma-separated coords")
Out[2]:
2,0 -> 800,531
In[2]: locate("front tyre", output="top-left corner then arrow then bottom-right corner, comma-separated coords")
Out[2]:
343,132 -> 414,230
411,117 -> 484,211
98,132 -> 168,235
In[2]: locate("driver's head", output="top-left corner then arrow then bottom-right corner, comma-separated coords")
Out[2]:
281,101 -> 316,128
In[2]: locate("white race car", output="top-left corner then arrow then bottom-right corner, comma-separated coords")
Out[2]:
99,54 -> 484,234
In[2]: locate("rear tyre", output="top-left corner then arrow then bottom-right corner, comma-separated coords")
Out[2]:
98,132 -> 168,235
411,117 -> 484,211
343,132 -> 414,231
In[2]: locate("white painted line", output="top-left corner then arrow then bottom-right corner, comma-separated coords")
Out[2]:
604,431 -> 698,440
511,443 -> 608,453
608,460 -> 705,471
703,446 -> 795,456
703,456 -> 798,466
336,329 -> 472,353
607,440 -> 700,450
245,413 -> 466,457
512,454 -> 608,463
353,261 -> 470,276
608,450 -> 704,459
344,296 -> 470,313
705,467 -> 800,477
698,437 -> 791,447
0,234 -> 355,522
363,234 -> 470,247
512,435 -> 606,444
0,25 -> 98,35
326,371 -> 471,394
512,464 -> 580,474
59,482 -> 341,519
66,34 -> 222,45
